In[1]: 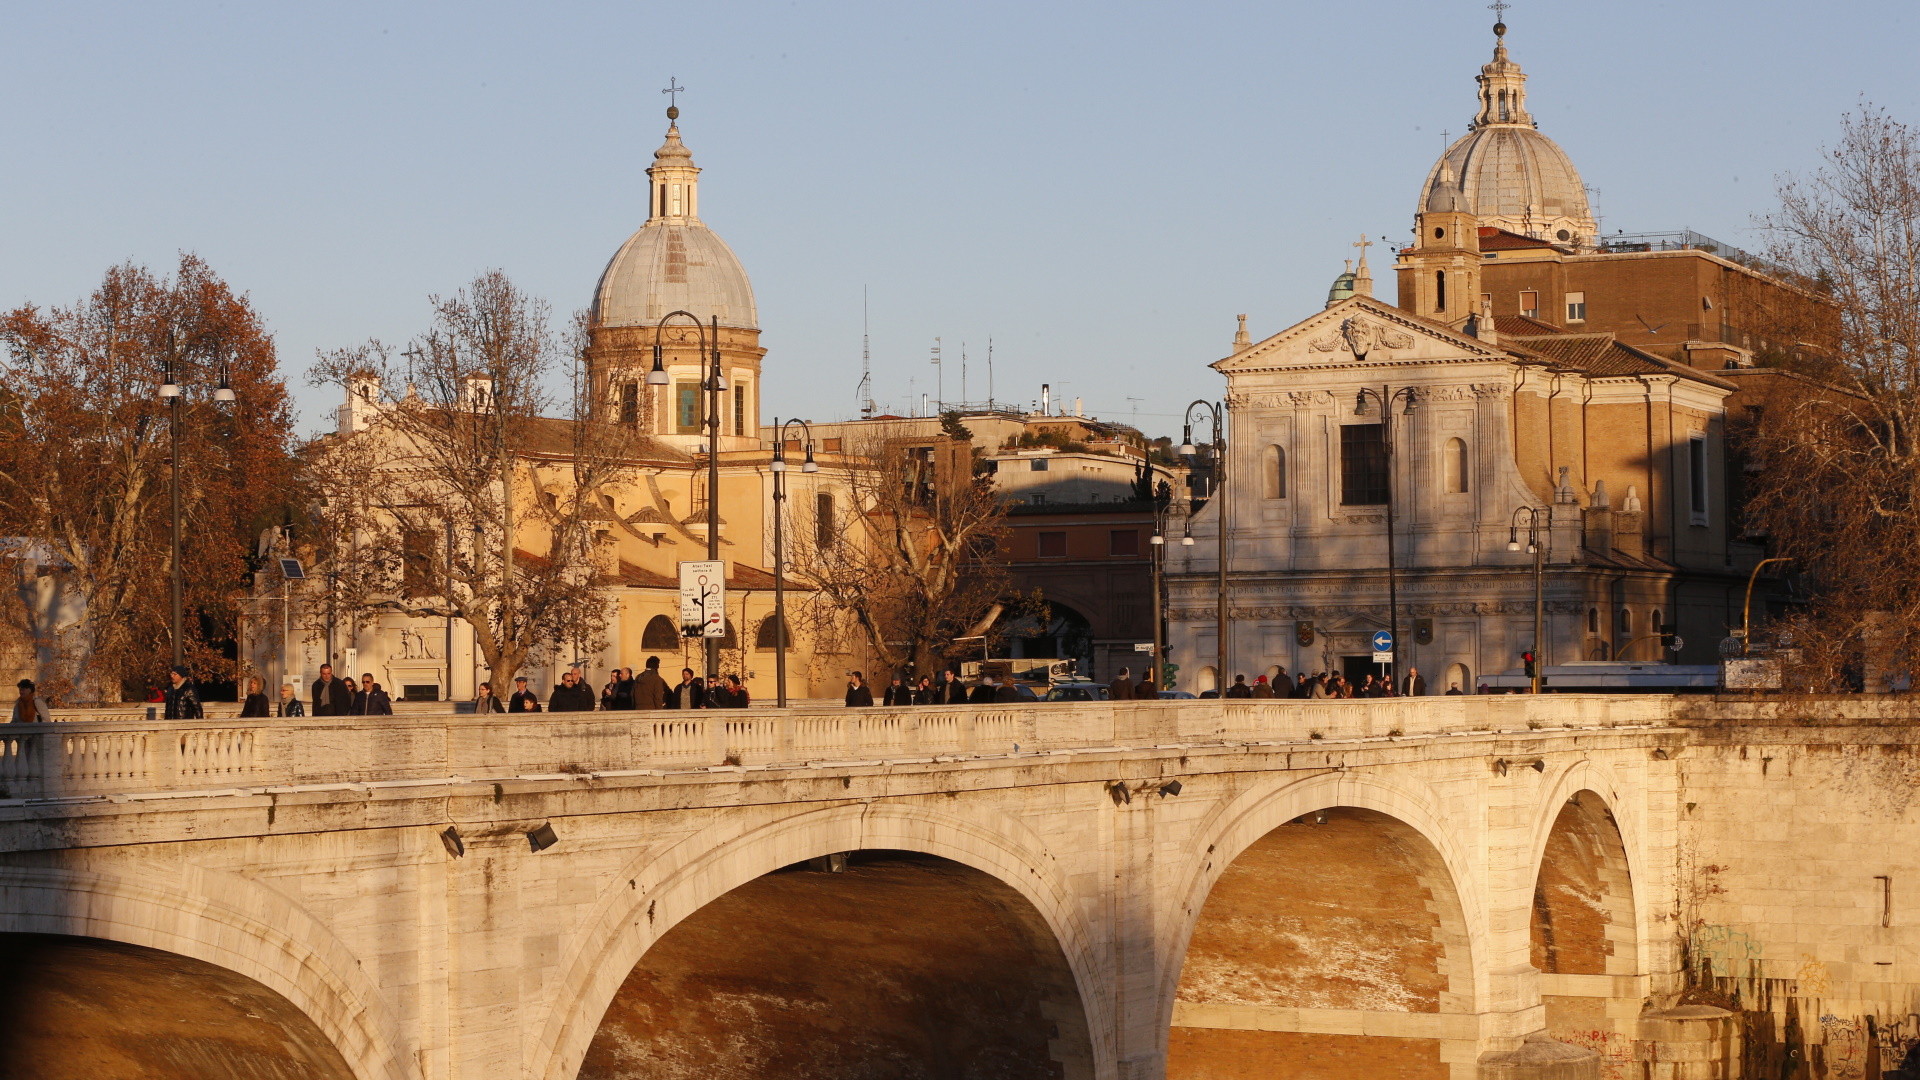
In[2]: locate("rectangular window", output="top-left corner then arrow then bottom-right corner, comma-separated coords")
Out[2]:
401,528 -> 435,599
675,382 -> 701,434
733,384 -> 746,436
1689,435 -> 1709,524
1109,529 -> 1140,556
815,492 -> 835,549
1037,531 -> 1067,558
1566,291 -> 1587,322
1339,424 -> 1389,506
823,437 -> 843,451
619,381 -> 639,425
1519,290 -> 1540,319
1030,458 -> 1049,471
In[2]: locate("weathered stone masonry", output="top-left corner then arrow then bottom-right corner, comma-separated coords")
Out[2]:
0,697 -> 1914,1079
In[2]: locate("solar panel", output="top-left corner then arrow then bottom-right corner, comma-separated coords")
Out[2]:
280,558 -> 307,580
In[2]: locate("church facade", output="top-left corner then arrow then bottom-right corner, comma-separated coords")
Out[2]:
249,109 -> 868,705
1165,19 -> 1768,695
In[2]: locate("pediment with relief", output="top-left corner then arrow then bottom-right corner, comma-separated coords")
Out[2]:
1215,297 -> 1502,373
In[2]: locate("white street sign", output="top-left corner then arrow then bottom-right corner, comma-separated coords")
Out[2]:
1134,643 -> 1155,653
678,561 -> 726,638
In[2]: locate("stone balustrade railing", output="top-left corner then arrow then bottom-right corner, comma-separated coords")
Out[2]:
0,695 -> 1677,803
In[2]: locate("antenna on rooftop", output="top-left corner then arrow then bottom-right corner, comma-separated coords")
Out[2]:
930,337 -> 943,413
960,342 -> 967,407
987,338 -> 995,409
857,286 -> 874,419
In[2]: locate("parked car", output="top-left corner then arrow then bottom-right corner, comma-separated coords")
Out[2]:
1043,682 -> 1110,702
1157,690 -> 1196,700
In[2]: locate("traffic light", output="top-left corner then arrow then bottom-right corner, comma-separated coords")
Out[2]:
1164,662 -> 1180,689
1522,651 -> 1538,679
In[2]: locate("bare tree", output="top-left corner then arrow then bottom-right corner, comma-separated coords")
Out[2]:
307,271 -> 641,692
792,432 -> 1013,678
1743,105 -> 1920,687
0,256 -> 297,702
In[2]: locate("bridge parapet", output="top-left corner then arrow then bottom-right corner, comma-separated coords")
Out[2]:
0,695 -> 1676,802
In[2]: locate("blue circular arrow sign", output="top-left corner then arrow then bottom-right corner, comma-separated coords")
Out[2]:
1371,630 -> 1394,652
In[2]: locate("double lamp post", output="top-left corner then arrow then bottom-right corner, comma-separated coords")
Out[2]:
159,333 -> 237,669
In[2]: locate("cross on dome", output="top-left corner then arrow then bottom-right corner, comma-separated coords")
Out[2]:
662,77 -> 685,121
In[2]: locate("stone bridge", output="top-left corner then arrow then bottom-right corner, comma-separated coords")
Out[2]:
1,697 -> 1915,1080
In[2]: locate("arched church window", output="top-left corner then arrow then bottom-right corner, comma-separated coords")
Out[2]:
756,614 -> 789,651
642,614 -> 679,650
1436,270 -> 1447,313
620,382 -> 639,426
1262,445 -> 1287,500
1587,608 -> 1599,634
1443,437 -> 1470,493
1617,608 -> 1633,635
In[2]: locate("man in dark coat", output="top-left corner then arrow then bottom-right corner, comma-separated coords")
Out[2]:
1400,666 -> 1427,698
1109,667 -> 1133,704
509,676 -> 543,713
940,670 -> 968,705
311,663 -> 349,716
845,672 -> 874,707
549,671 -> 594,712
1134,673 -> 1158,699
882,675 -> 911,707
672,667 -> 704,709
612,668 -> 636,710
1224,675 -> 1253,699
967,679 -> 996,704
992,675 -> 1023,703
162,665 -> 203,720
632,657 -> 671,710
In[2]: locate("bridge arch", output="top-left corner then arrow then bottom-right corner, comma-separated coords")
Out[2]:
0,864 -> 406,1080
1158,769 -> 1486,1076
533,799 -> 1108,1080
1526,760 -> 1653,978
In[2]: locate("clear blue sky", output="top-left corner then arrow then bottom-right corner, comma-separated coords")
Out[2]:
4,1 -> 1915,440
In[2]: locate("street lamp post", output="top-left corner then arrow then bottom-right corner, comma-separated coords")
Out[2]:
1179,401 -> 1227,694
158,335 -> 236,669
1507,507 -> 1547,694
1148,484 -> 1173,690
769,418 -> 818,707
1353,385 -> 1419,688
650,311 -> 725,678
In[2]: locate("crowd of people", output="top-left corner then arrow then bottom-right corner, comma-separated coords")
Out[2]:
467,656 -> 758,713
1208,666 -> 1460,699
8,658 -> 1467,723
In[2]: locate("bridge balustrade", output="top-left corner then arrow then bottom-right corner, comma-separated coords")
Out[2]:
0,696 -> 1674,802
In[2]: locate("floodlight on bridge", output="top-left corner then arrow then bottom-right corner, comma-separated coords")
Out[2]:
440,826 -> 465,858
1158,780 -> 1183,798
527,823 -> 559,853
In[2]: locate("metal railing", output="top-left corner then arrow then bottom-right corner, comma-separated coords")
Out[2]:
0,696 -> 1679,803
1599,230 -> 1765,269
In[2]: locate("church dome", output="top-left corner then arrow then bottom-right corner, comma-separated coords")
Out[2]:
1417,22 -> 1596,247
593,121 -> 758,330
